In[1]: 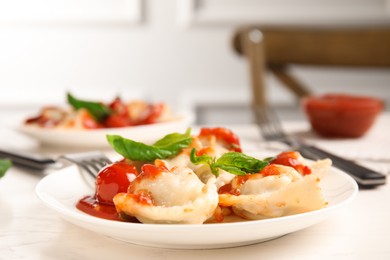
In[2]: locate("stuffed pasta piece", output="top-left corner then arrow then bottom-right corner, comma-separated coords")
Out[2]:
218,151 -> 331,220
112,127 -> 243,224
84,128 -> 332,225
113,161 -> 218,224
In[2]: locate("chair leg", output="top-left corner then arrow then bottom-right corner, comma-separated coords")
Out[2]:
240,29 -> 267,107
270,65 -> 311,99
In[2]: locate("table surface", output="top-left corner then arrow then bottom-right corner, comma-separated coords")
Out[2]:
1,114 -> 390,260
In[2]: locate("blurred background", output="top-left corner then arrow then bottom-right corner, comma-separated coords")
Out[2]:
1,0 -> 390,124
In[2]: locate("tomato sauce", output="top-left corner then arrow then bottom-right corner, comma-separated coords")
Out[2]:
218,175 -> 249,195
77,161 -> 139,221
199,127 -> 242,152
77,162 -> 164,221
76,195 -> 121,221
260,164 -> 283,176
303,93 -> 383,138
270,151 -> 311,175
131,191 -> 155,206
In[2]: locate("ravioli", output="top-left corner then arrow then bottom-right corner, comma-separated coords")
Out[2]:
218,161 -> 331,220
80,127 -> 332,224
113,165 -> 218,224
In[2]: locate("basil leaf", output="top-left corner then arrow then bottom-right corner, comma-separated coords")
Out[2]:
67,92 -> 111,122
213,165 -> 247,176
153,128 -> 192,148
214,152 -> 269,175
107,129 -> 192,162
0,159 -> 12,178
190,150 -> 270,176
190,148 -> 219,176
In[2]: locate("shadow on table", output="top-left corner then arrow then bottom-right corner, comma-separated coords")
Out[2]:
39,222 -> 329,260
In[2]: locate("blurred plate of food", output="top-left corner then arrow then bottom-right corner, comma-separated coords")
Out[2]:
17,93 -> 194,148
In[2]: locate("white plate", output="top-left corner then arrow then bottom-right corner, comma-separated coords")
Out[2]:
18,113 -> 194,148
35,164 -> 358,249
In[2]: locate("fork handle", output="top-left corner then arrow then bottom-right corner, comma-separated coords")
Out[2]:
0,149 -> 57,170
297,144 -> 386,186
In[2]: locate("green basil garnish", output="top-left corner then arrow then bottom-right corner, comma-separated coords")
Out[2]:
214,152 -> 270,175
107,128 -> 193,162
67,92 -> 111,122
190,149 -> 270,176
0,159 -> 12,178
189,148 -> 218,175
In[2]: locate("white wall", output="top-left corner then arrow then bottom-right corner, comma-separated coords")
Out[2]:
0,0 -> 389,114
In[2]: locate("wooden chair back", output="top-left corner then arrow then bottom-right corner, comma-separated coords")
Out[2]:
233,26 -> 390,106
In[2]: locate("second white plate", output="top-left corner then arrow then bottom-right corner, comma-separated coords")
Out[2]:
18,112 -> 194,148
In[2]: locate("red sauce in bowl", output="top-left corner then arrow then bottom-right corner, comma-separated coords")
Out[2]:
303,94 -> 384,138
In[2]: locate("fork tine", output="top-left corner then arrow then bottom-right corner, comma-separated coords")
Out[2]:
267,108 -> 287,140
78,161 -> 99,179
81,160 -> 101,176
99,157 -> 113,165
90,158 -> 110,169
254,105 -> 274,140
253,105 -> 292,145
59,151 -> 112,180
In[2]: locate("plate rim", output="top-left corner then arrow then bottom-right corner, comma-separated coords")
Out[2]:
35,163 -> 358,248
16,111 -> 194,147
18,111 -> 194,134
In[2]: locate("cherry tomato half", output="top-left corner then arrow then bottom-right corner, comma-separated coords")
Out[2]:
95,162 -> 139,205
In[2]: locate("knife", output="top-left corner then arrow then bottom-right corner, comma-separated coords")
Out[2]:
0,149 -> 62,171
253,105 -> 386,187
297,144 -> 386,187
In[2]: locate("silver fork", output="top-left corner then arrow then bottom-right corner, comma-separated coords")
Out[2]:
59,151 -> 112,180
0,149 -> 112,181
254,105 -> 299,148
253,105 -> 386,187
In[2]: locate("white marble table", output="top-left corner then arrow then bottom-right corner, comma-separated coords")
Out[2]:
1,114 -> 390,260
